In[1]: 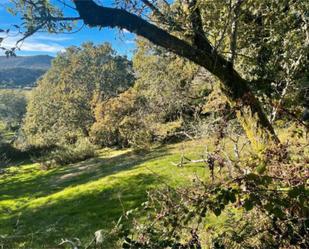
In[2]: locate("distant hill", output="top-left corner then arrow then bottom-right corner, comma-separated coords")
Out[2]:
0,55 -> 53,88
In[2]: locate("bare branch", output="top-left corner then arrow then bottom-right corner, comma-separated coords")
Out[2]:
229,0 -> 244,65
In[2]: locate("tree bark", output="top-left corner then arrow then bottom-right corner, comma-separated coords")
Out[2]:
72,0 -> 280,150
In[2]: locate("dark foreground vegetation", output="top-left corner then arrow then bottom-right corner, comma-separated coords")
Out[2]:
0,0 -> 309,248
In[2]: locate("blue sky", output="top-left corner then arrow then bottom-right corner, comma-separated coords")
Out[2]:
0,0 -> 136,58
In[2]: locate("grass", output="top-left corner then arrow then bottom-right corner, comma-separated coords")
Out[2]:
2,126 -> 304,249
0,139 -> 216,248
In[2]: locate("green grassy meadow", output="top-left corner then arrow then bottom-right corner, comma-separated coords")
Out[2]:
0,139 -> 216,248
1,127 -> 304,249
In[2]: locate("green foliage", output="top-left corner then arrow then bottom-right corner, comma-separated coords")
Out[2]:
22,43 -> 133,148
0,90 -> 29,164
0,139 -> 209,248
117,140 -> 309,249
133,39 -> 200,121
90,38 -> 214,148
34,137 -> 97,168
166,0 -> 309,120
91,89 -> 155,149
234,0 -> 308,117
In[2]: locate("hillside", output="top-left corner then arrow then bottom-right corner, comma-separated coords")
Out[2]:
0,55 -> 53,88
0,139 -> 213,248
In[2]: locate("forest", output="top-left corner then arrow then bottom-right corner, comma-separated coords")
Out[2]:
0,0 -> 308,249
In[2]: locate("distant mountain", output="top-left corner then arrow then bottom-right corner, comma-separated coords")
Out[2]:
0,55 -> 53,88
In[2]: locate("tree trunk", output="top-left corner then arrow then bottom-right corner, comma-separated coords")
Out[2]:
72,0 -> 280,150
219,72 -> 280,151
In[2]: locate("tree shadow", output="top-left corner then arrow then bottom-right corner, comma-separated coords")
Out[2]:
0,147 -> 170,202
0,172 -> 164,249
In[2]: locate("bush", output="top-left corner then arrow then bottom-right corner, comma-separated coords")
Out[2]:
91,89 -> 186,149
0,141 -> 31,164
0,90 -> 27,131
91,89 -> 154,148
115,139 -> 309,249
35,138 -> 97,169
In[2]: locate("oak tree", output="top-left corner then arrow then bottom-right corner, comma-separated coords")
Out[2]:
3,0 -> 308,150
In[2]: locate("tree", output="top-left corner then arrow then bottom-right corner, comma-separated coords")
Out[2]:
91,89 -> 153,148
4,0 -> 308,150
91,38 -> 215,148
133,38 -> 201,121
23,43 -> 134,147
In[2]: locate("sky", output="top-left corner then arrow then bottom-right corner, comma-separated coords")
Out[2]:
0,0 -> 136,58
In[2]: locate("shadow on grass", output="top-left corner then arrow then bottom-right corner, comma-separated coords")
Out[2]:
0,172 -> 163,249
0,147 -> 170,202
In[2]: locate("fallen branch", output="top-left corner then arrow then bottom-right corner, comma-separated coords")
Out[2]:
58,238 -> 81,249
171,158 -> 205,167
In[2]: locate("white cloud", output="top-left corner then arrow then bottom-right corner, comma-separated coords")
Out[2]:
121,29 -> 130,34
30,34 -> 72,42
125,39 -> 135,44
19,41 -> 65,53
1,35 -> 65,53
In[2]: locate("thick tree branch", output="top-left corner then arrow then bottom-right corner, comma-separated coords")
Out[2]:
72,0 -> 279,145
71,1 -> 264,103
73,1 -> 229,84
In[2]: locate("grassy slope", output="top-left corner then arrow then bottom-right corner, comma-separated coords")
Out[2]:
0,139 -> 216,248
1,127 -> 302,249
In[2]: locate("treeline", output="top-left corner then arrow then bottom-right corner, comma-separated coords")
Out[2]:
1,36 -> 308,167
0,41 -> 218,166
0,40 -> 306,167
8,41 -> 215,166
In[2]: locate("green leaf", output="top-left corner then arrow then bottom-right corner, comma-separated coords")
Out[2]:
213,208 -> 221,216
243,199 -> 254,211
288,185 -> 305,198
229,192 -> 236,203
272,207 -> 285,218
256,163 -> 266,174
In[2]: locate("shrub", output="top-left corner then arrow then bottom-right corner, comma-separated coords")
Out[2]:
91,89 -> 186,149
35,138 -> 97,169
0,141 -> 30,164
91,89 -> 154,148
0,90 -> 27,131
115,139 -> 309,249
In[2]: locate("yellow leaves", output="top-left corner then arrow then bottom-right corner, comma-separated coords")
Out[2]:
234,105 -> 275,154
202,85 -> 228,114
152,119 -> 183,138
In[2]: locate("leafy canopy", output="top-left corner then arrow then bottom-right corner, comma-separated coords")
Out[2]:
23,42 -> 134,147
